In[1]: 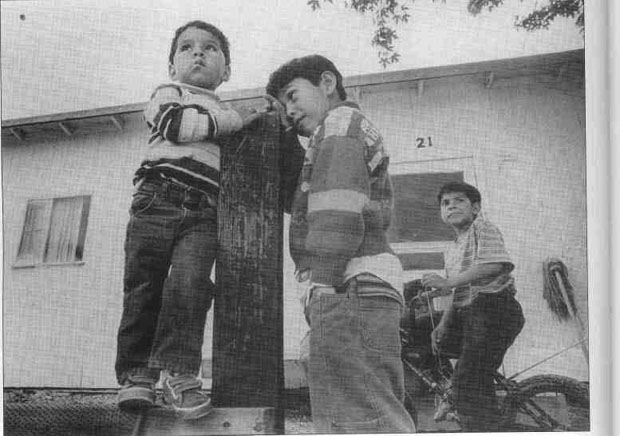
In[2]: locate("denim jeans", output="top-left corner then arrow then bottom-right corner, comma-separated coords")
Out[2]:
115,177 -> 218,383
440,291 -> 525,432
305,277 -> 416,434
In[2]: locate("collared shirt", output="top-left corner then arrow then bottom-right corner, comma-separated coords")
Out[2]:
445,215 -> 515,308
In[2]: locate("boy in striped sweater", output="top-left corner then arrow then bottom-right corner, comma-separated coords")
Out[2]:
266,55 -> 415,434
422,182 -> 525,431
115,20 -> 264,419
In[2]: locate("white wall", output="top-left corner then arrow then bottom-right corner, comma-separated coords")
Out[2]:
2,67 -> 588,387
363,73 -> 588,381
2,116 -> 145,387
280,72 -> 588,383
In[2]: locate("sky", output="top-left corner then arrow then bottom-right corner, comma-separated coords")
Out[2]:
0,0 -> 584,120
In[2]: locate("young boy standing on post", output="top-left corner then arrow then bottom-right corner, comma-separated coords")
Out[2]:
266,55 -> 416,434
422,181 -> 525,432
115,20 -> 260,420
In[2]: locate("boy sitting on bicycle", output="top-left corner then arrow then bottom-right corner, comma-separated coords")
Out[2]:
421,181 -> 525,432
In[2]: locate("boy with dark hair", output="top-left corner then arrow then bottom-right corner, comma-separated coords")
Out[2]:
115,20 -> 262,420
266,54 -> 416,434
422,181 -> 525,432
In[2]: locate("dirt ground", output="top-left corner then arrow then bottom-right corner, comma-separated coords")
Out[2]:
3,389 -> 314,434
4,388 -> 459,434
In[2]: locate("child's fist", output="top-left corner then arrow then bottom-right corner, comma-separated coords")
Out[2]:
422,273 -> 449,291
263,95 -> 292,131
234,106 -> 261,127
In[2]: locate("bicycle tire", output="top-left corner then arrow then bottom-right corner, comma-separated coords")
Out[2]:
502,374 -> 589,431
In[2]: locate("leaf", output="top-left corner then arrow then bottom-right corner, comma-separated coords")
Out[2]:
515,0 -> 584,34
307,0 -> 584,67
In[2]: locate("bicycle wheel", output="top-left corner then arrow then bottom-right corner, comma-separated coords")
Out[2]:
502,374 -> 589,431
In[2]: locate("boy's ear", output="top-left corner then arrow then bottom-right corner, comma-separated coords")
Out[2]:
168,63 -> 176,79
221,65 -> 231,83
319,71 -> 338,97
472,202 -> 481,215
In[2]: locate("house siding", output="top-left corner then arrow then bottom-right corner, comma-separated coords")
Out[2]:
2,52 -> 588,387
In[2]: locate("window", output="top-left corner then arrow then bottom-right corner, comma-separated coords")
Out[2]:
15,195 -> 91,267
389,157 -> 477,280
389,171 -> 464,244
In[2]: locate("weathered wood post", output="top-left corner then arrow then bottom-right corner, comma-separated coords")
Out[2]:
212,111 -> 285,433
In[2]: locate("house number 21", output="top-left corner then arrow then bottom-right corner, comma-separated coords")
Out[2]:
416,137 -> 433,148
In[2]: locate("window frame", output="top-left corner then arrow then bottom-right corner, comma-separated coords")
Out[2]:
13,195 -> 92,268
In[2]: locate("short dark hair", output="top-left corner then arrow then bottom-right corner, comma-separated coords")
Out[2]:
437,181 -> 482,205
266,54 -> 347,101
169,21 -> 230,66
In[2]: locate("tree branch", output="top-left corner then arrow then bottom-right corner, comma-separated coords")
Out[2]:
307,0 -> 584,67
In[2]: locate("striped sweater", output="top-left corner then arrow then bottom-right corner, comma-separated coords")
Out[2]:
138,82 -> 243,194
290,101 -> 401,289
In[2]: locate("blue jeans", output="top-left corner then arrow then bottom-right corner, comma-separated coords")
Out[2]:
115,177 -> 218,383
305,277 -> 416,434
440,291 -> 525,431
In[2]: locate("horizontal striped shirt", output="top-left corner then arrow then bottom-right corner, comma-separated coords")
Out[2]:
137,82 -> 243,194
290,101 -> 402,293
445,215 -> 515,308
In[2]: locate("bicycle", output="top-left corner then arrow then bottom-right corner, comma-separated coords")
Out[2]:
400,280 -> 590,432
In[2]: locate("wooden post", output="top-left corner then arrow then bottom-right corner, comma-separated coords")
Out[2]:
212,112 -> 284,433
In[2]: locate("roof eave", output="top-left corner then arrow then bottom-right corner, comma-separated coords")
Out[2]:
1,49 -> 584,128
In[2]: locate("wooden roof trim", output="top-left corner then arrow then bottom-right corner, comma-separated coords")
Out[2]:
2,102 -> 146,128
2,49 -> 583,129
109,115 -> 124,131
344,49 -> 583,87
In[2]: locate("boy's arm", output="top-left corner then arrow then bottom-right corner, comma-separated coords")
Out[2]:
263,95 -> 304,212
279,130 -> 305,213
428,262 -> 506,353
422,263 -> 506,294
144,84 -> 254,142
305,134 -> 368,286
423,219 -> 513,293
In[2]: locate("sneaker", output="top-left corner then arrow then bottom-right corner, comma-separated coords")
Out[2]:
433,397 -> 453,422
118,374 -> 156,411
162,371 -> 213,420
433,395 -> 460,423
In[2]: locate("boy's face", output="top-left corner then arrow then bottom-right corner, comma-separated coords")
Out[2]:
277,73 -> 335,137
169,27 -> 230,90
439,192 -> 480,231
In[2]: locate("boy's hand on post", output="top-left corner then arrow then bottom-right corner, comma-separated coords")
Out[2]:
234,106 -> 262,128
263,95 -> 293,131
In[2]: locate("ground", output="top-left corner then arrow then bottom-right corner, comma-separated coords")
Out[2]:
3,388 -> 460,434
